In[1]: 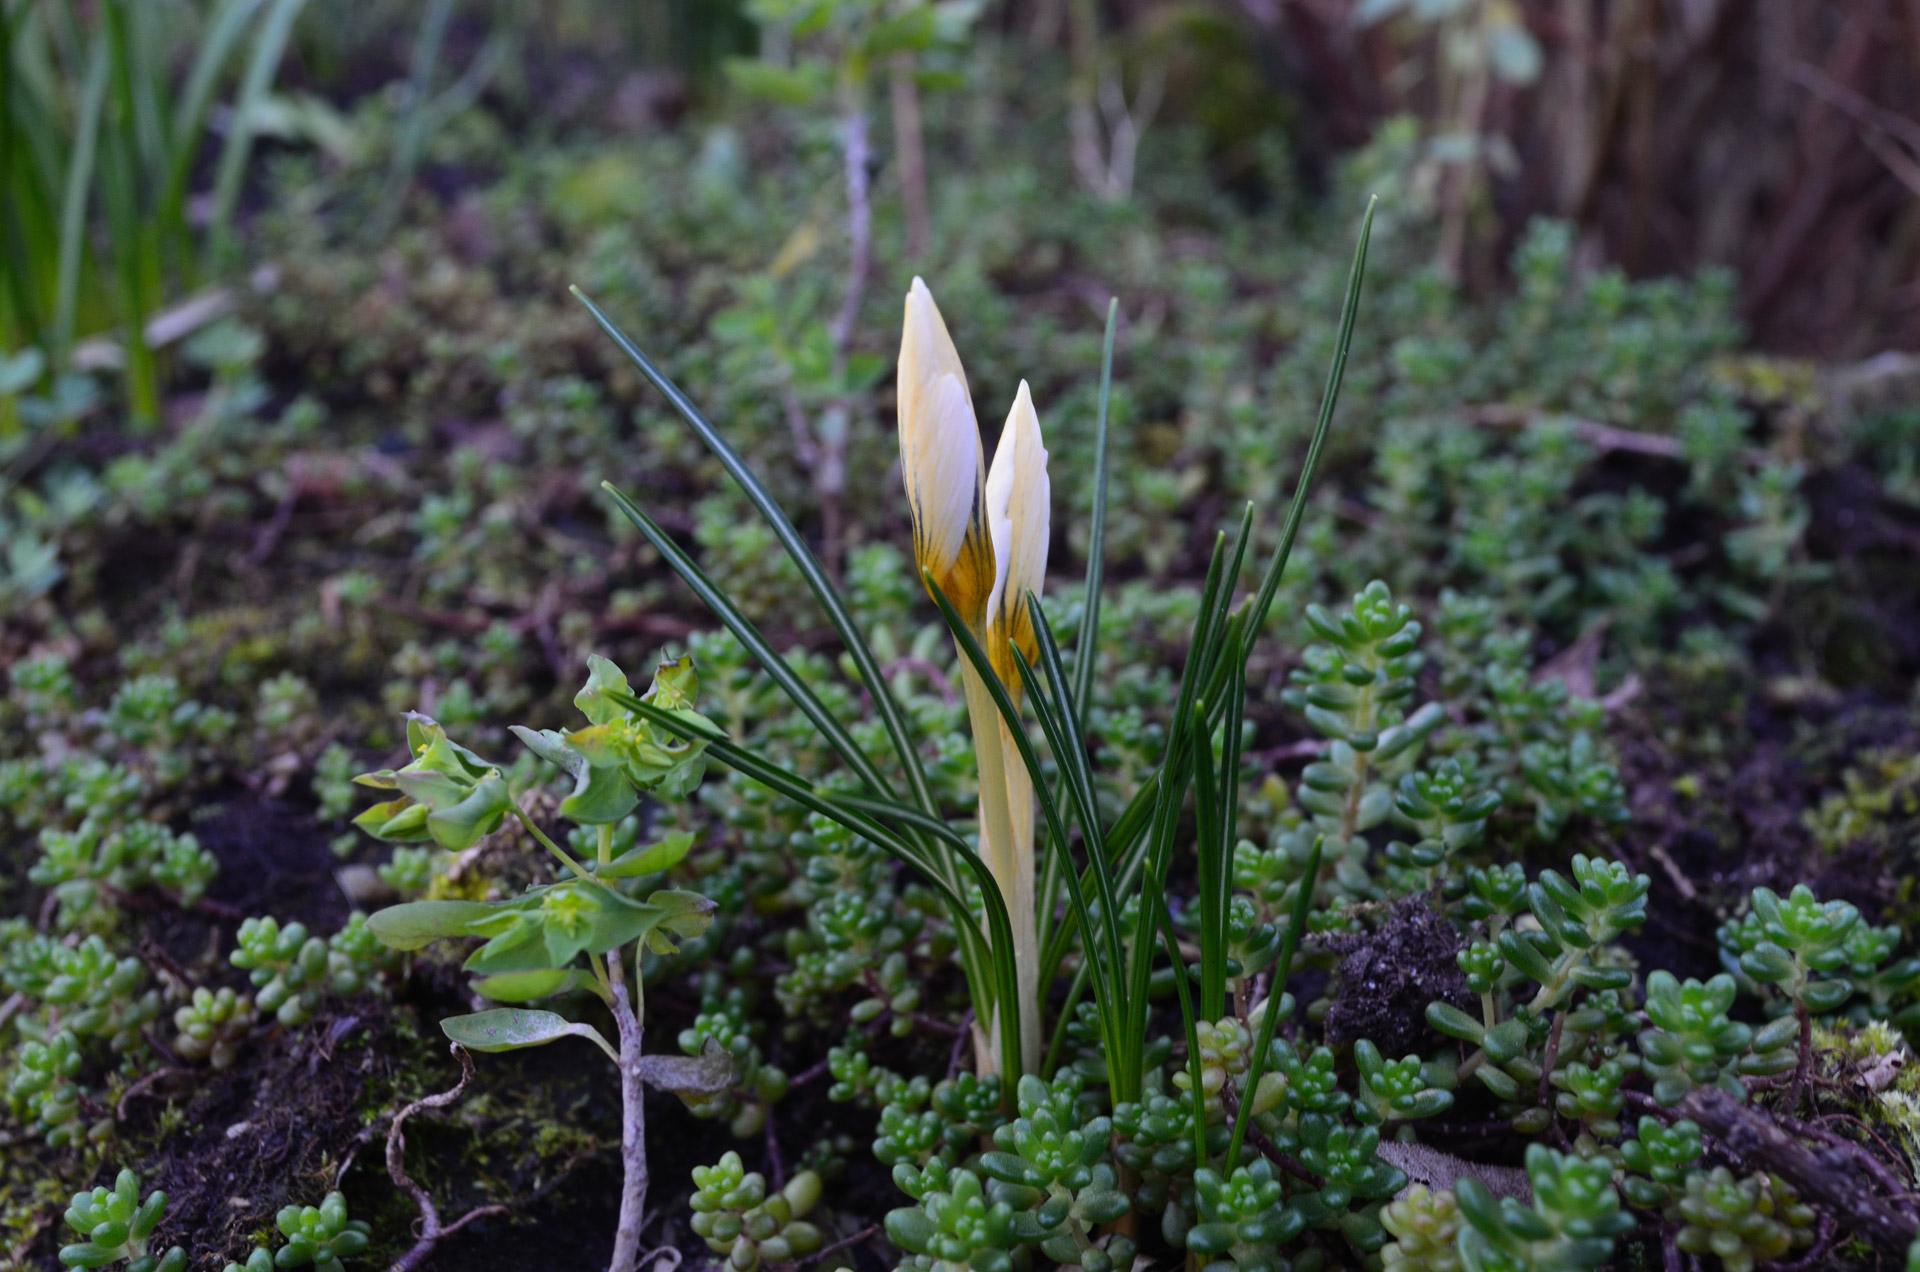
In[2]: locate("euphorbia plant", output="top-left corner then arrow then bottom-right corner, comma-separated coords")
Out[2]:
356,656 -> 732,1272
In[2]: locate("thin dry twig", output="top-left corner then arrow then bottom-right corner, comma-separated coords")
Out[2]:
786,1223 -> 880,1268
116,1067 -> 190,1122
1682,1087 -> 1920,1259
0,992 -> 25,1035
1466,404 -> 1687,460
387,1045 -> 511,1272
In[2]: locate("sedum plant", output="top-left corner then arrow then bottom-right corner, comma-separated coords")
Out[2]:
268,1192 -> 372,1272
172,986 -> 255,1069
1672,1168 -> 1814,1272
1454,1147 -> 1632,1272
690,1151 -> 826,1271
220,1191 -> 371,1272
1381,1186 -> 1463,1272
58,1169 -> 185,1272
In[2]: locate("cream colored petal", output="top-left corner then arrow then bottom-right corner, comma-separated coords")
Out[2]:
898,276 -> 969,451
908,373 -> 980,576
986,380 -> 1051,633
984,509 -> 1013,628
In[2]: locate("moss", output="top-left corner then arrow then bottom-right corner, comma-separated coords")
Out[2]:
1806,749 -> 1920,854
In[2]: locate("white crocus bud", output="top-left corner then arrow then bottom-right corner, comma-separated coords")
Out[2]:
897,278 -> 996,628
984,380 -> 1050,696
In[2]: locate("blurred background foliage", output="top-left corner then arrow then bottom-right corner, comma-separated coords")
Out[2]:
1,0 -> 1918,722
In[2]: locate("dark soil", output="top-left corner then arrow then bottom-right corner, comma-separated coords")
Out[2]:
196,790 -> 354,932
1321,897 -> 1475,1057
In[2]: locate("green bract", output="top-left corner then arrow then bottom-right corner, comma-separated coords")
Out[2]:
352,714 -> 513,851
510,654 -> 715,821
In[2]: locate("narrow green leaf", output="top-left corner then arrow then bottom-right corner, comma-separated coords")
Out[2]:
1156,894 -> 1208,1165
52,35 -> 108,362
619,696 -> 1021,1079
573,289 -> 940,822
598,486 -> 902,808
598,831 -> 696,878
1192,698 -> 1225,1021
1245,197 -> 1376,646
1227,838 -> 1320,1171
203,0 -> 308,267
1072,295 -> 1119,721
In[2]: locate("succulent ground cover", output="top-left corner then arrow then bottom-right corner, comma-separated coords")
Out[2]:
4,15 -> 1920,1272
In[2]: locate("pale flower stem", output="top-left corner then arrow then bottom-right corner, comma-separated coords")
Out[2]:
959,660 -> 1037,1079
1000,717 -> 1042,1076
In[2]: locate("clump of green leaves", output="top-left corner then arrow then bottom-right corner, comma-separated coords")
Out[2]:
1673,1168 -> 1814,1272
1381,1186 -> 1463,1272
221,1192 -> 371,1272
1455,1147 -> 1632,1272
690,1151 -> 825,1271
57,1169 -> 185,1272
30,819 -> 218,932
172,987 -> 256,1069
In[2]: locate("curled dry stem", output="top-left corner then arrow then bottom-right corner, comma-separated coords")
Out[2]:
387,1044 -> 511,1272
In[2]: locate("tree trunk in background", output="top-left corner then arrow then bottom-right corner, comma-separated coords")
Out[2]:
891,53 -> 931,264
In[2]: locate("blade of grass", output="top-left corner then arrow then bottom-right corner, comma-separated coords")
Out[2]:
576,287 -> 941,822
1243,196 -> 1375,649
204,0 -> 308,269
97,11 -> 159,426
50,32 -> 107,364
600,482 -> 902,807
1121,741 -> 1188,1102
610,693 -> 1024,1086
119,0 -> 166,184
1218,623 -> 1247,994
1191,698 -> 1224,1021
1157,893 -> 1209,1165
1225,838 -> 1321,1172
370,0 -> 453,242
163,0 -> 267,252
1013,639 -> 1122,991
1072,295 -> 1118,721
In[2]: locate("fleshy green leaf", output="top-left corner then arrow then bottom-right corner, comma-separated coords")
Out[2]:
366,900 -> 497,950
440,1008 -> 609,1055
472,968 -> 601,1003
599,831 -> 696,878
